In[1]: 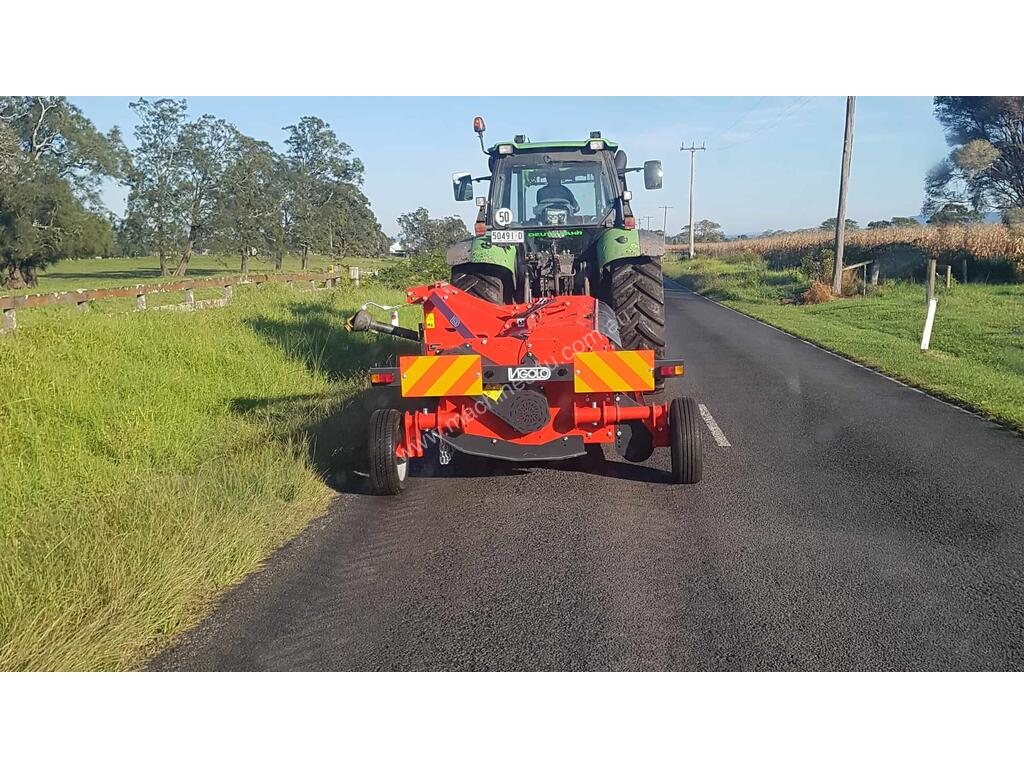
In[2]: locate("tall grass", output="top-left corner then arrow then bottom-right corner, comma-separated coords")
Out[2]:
0,282 -> 414,670
668,225 -> 1024,281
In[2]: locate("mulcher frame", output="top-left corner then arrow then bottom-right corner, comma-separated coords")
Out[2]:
369,282 -> 685,464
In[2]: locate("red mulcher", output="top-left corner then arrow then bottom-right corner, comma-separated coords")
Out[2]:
347,281 -> 703,495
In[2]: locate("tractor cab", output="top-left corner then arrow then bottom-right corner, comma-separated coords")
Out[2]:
447,118 -> 668,363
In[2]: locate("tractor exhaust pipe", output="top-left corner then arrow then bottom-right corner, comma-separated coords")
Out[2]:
345,309 -> 421,342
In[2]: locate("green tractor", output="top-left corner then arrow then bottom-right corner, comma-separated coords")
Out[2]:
447,116 -> 667,360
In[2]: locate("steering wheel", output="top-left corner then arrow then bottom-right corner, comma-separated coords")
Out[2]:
534,197 -> 577,216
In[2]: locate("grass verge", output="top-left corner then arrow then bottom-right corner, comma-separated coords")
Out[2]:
0,252 -> 398,296
664,256 -> 1024,431
0,281 -> 417,670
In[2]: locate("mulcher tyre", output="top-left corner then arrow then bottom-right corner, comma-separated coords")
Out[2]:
451,263 -> 512,304
669,397 -> 703,484
369,408 -> 408,495
603,256 -> 666,360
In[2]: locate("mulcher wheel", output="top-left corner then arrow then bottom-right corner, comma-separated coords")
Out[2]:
451,263 -> 512,304
603,256 -> 666,360
369,408 -> 408,495
669,397 -> 703,484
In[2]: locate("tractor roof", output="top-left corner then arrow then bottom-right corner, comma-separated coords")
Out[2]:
487,138 -> 619,154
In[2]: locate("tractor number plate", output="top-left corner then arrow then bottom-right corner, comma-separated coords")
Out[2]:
491,230 -> 524,243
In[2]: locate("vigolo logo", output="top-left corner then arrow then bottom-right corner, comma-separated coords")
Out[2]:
508,366 -> 552,382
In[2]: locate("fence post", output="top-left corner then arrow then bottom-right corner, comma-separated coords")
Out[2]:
3,307 -> 15,333
136,290 -> 147,311
75,291 -> 90,311
869,260 -> 879,286
184,288 -> 195,307
962,260 -> 968,285
349,266 -> 361,286
946,264 -> 952,289
921,256 -> 938,351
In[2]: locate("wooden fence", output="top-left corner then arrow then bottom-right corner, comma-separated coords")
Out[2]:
1,267 -> 373,334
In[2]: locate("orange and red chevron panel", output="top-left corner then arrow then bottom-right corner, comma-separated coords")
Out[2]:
573,350 -> 655,393
399,354 -> 483,397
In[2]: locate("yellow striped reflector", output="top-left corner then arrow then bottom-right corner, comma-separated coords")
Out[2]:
399,355 -> 483,397
574,350 -> 655,393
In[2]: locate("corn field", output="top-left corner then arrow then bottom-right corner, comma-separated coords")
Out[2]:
667,225 -> 1024,281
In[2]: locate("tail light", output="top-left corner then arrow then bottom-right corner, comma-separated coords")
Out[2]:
624,216 -> 636,230
371,372 -> 395,386
658,364 -> 684,377
475,222 -> 487,236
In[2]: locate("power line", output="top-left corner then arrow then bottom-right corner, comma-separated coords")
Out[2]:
716,95 -> 767,140
711,96 -> 813,152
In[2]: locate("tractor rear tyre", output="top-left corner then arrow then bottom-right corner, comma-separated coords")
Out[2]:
451,263 -> 512,304
603,256 -> 666,360
369,408 -> 408,495
669,397 -> 703,484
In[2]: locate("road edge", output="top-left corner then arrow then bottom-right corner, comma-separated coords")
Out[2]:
664,275 -> 1023,437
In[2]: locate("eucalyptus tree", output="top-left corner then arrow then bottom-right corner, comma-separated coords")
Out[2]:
124,98 -> 189,275
212,132 -> 286,273
0,97 -> 121,287
282,116 -> 371,269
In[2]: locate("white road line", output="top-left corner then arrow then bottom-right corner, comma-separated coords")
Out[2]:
664,277 -> 992,426
698,403 -> 732,447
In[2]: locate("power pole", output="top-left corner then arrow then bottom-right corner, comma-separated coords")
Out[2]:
658,205 -> 673,247
641,215 -> 654,231
831,97 -> 856,295
680,143 -> 706,258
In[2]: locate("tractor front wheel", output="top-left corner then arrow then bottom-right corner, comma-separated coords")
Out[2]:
369,409 -> 408,495
451,263 -> 512,304
669,397 -> 703,484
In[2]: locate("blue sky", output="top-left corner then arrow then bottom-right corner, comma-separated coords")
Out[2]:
73,96 -> 949,238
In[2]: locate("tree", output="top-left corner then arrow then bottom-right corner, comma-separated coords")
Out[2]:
820,217 -> 859,230
1,166 -> 113,287
867,220 -> 893,229
890,216 -> 921,228
672,219 -> 725,243
396,207 -> 469,255
173,114 -> 235,276
0,98 -> 119,287
211,133 -> 286,273
282,116 -> 370,270
0,97 -> 126,208
924,97 -> 1024,217
124,98 -> 189,275
927,202 -> 983,226
695,219 -> 725,242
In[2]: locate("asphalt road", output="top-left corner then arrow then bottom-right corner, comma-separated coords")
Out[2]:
152,281 -> 1024,671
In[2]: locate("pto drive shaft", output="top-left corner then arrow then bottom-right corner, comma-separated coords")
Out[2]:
345,309 -> 421,342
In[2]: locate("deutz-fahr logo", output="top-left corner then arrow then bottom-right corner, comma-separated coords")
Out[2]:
508,366 -> 552,382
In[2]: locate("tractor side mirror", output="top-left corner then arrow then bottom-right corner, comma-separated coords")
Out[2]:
452,172 -> 474,201
643,160 -> 663,190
